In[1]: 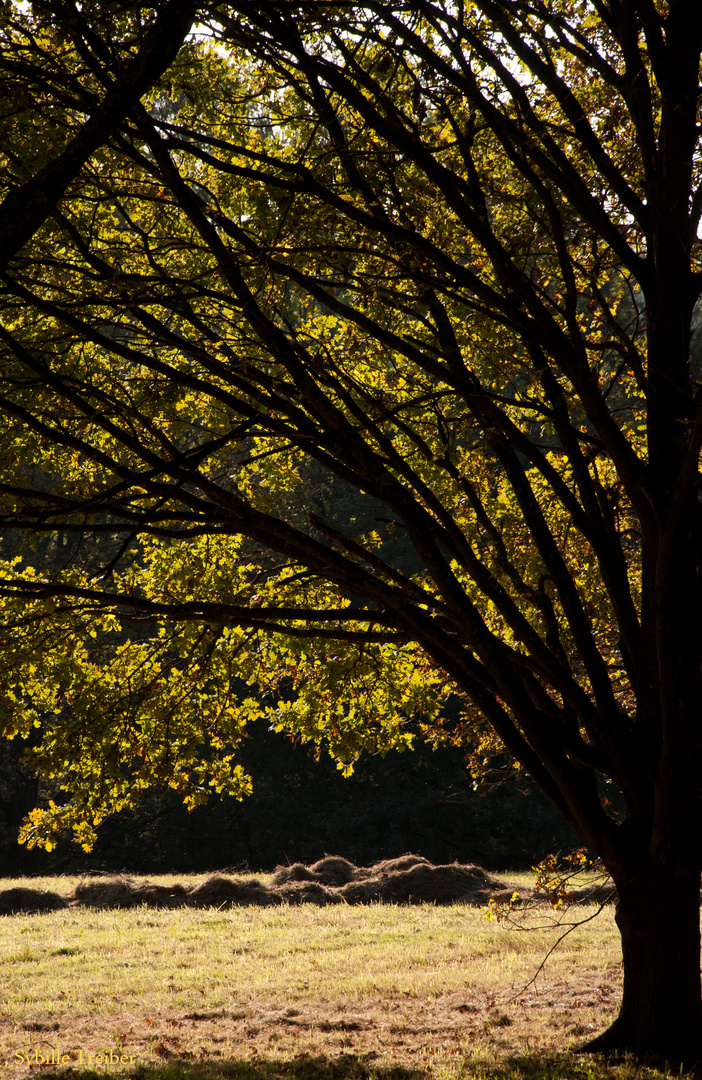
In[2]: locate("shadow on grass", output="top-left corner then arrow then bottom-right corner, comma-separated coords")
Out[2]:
33,1050 -> 681,1080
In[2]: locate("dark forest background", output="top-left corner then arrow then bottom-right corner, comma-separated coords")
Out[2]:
0,722 -> 578,876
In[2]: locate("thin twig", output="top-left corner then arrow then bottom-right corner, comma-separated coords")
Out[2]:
503,893 -> 616,1003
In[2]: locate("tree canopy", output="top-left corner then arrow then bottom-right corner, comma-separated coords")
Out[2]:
0,0 -> 701,1059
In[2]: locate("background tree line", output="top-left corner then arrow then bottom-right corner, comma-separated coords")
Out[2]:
0,717 -> 577,875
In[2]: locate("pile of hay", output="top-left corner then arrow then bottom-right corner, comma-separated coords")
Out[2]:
68,854 -> 511,910
2,855 -> 610,913
73,880 -> 189,909
188,876 -> 276,907
0,887 -> 67,915
270,854 -> 500,905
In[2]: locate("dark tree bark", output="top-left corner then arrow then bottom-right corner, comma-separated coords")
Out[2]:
588,861 -> 702,1060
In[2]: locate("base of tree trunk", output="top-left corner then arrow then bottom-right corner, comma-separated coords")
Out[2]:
580,1021 -> 702,1064
579,1027 -> 702,1073
577,861 -> 702,1068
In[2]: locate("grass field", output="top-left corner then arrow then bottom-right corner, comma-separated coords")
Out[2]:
0,872 -> 676,1080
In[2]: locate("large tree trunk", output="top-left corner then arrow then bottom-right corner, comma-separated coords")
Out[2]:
586,860 -> 702,1062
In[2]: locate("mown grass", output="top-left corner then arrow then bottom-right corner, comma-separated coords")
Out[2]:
0,872 -> 678,1080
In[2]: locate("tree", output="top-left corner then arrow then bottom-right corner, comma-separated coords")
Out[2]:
0,0 -> 199,268
0,0 -> 700,1060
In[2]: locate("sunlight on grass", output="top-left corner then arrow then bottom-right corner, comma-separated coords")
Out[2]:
0,898 -> 620,1015
0,875 -> 647,1080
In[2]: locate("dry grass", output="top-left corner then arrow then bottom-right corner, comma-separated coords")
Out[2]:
0,870 -> 674,1080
